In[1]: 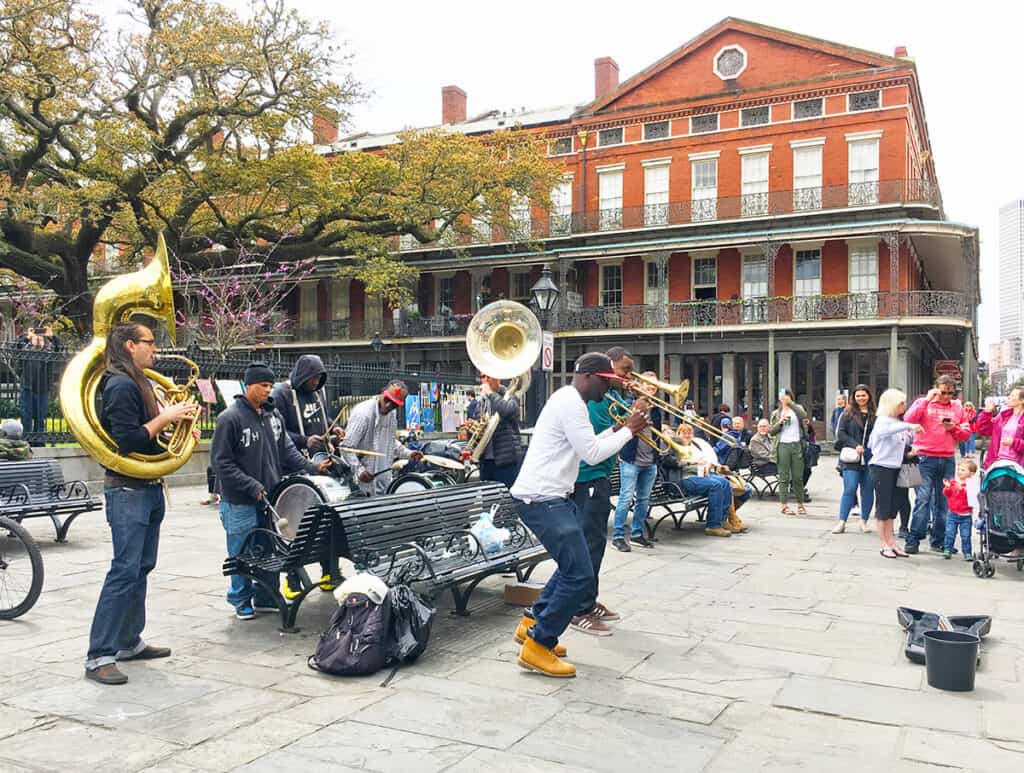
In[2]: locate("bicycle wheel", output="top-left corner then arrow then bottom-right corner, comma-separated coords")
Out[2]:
0,516 -> 44,619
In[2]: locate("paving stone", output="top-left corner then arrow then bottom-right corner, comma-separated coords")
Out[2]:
773,675 -> 983,734
826,658 -> 923,690
445,747 -> 594,772
173,716 -> 314,772
557,671 -> 730,724
902,726 -> 1024,768
509,703 -> 727,772
273,686 -> 390,727
0,719 -> 178,772
355,674 -> 562,748
0,703 -> 49,740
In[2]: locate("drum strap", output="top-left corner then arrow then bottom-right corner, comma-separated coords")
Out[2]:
288,382 -> 330,457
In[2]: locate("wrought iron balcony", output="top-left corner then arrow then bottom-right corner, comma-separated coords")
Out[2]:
553,290 -> 972,332
395,179 -> 941,249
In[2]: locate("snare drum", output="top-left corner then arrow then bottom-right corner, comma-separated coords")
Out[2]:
386,471 -> 455,494
269,474 -> 351,540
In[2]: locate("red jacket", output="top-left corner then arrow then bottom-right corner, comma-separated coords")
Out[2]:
942,479 -> 971,515
904,397 -> 971,458
974,408 -> 1024,468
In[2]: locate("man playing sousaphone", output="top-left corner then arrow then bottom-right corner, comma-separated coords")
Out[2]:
85,322 -> 199,685
474,373 -> 523,488
340,380 -> 423,496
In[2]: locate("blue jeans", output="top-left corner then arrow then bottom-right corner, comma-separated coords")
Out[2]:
679,475 -> 732,528
839,467 -> 874,521
944,512 -> 972,554
572,476 -> 611,615
908,455 -> 955,549
516,497 -> 594,650
960,435 -> 977,455
220,501 -> 277,609
612,461 -> 658,539
19,388 -> 47,438
86,485 -> 164,668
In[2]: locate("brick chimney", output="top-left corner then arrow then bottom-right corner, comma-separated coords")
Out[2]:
594,57 -> 619,99
894,45 -> 909,58
312,109 -> 339,145
442,85 -> 467,124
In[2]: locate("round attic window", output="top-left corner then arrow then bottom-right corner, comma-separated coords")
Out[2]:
713,46 -> 747,80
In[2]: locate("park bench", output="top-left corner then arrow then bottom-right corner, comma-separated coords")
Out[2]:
745,463 -> 780,498
223,481 -> 548,631
609,465 -> 709,539
0,459 -> 100,542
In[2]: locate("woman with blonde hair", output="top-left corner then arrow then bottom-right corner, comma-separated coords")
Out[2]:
867,388 -> 922,558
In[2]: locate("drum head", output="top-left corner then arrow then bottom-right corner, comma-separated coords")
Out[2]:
386,471 -> 454,494
270,475 -> 350,540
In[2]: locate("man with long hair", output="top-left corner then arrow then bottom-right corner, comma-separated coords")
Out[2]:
84,321 -> 198,685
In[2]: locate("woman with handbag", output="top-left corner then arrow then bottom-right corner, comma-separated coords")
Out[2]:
832,385 -> 876,534
868,388 -> 923,558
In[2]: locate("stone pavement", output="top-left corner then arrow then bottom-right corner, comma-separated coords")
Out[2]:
3,474 -> 1024,772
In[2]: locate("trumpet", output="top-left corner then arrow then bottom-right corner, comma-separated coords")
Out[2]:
622,372 -> 738,448
607,392 -> 691,459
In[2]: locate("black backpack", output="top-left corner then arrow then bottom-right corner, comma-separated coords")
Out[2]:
307,592 -> 391,676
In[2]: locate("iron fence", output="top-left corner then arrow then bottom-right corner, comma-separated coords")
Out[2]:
0,343 -> 475,446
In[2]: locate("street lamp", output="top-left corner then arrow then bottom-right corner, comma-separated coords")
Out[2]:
371,331 -> 383,366
528,265 -> 560,424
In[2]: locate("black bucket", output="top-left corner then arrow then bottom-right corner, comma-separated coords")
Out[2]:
924,630 -> 980,692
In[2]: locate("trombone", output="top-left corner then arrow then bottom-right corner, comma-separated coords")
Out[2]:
622,372 -> 739,448
606,392 -> 692,460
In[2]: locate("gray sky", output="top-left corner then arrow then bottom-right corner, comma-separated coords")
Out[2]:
100,0 -> 1023,354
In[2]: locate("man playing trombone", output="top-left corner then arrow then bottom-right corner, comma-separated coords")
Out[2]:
611,371 -> 663,553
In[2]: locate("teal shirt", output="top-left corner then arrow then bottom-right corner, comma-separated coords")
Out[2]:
576,389 -> 621,483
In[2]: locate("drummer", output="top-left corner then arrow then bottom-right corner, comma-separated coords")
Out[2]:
210,363 -> 331,621
271,354 -> 344,598
340,380 -> 424,496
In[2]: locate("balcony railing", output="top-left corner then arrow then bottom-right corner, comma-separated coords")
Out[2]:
396,179 -> 941,249
554,291 -> 972,332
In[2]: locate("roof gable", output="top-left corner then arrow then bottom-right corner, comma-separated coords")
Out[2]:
591,18 -> 902,114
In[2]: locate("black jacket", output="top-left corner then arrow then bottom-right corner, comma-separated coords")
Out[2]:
836,410 -> 875,470
211,394 -> 317,504
100,375 -> 162,472
482,388 -> 521,467
270,355 -> 329,452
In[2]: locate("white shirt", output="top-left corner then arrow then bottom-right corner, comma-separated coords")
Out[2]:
779,409 -> 801,443
510,385 -> 634,503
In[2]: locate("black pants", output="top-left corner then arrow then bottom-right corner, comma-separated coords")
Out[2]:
572,476 -> 611,616
895,486 -> 912,531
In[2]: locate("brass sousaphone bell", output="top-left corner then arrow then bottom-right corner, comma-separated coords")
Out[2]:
60,233 -> 200,479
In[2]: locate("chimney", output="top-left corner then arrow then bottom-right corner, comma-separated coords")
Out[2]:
894,45 -> 908,58
312,109 -> 339,145
442,85 -> 467,124
594,57 -> 619,99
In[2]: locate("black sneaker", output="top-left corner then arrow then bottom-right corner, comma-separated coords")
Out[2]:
931,544 -> 957,554
629,534 -> 654,549
904,543 -> 919,555
612,537 -> 631,553
898,528 -> 909,539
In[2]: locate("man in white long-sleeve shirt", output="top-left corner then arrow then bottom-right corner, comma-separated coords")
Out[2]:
511,352 -> 647,678
340,381 -> 423,495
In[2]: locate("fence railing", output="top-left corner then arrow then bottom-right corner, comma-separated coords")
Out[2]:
0,344 -> 475,446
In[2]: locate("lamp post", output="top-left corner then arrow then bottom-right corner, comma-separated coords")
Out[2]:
371,331 -> 383,366
529,265 -> 560,423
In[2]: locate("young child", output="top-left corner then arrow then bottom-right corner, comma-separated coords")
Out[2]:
942,459 -> 978,560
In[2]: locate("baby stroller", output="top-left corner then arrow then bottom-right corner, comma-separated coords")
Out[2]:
974,460 -> 1024,578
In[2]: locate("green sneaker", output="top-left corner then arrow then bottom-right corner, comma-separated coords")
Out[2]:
943,550 -> 952,560
963,553 -> 973,562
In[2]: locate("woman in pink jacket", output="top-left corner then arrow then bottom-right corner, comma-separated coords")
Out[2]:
974,388 -> 1024,468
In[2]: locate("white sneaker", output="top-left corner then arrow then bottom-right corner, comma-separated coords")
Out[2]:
860,519 -> 871,533
831,521 -> 846,534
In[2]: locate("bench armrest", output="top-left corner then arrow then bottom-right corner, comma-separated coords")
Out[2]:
237,527 -> 290,560
52,480 -> 91,500
0,482 -> 31,506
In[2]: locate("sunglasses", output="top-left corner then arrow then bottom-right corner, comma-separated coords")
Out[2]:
134,338 -> 156,345
937,390 -> 954,396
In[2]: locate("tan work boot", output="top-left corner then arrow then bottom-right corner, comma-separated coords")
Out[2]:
727,507 -> 748,533
704,527 -> 732,537
517,635 -> 576,678
513,615 -> 567,656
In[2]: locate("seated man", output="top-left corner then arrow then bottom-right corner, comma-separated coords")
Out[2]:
749,419 -> 777,474
715,416 -> 752,469
661,423 -> 734,537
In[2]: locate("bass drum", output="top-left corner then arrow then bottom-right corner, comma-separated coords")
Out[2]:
387,471 -> 455,494
270,475 -> 351,540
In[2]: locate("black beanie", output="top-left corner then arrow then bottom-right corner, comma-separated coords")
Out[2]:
243,362 -> 275,386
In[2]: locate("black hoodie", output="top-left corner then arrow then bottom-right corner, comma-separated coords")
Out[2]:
211,394 -> 318,505
271,355 -> 329,451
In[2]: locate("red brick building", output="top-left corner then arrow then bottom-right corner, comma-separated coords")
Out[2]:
298,18 -> 979,435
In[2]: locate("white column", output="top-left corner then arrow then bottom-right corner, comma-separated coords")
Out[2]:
299,282 -> 317,327
333,277 -> 351,320
722,353 -> 736,412
777,351 -> 793,393
658,335 -> 666,378
669,354 -> 682,384
896,348 -> 909,392
889,326 -> 899,383
825,350 -> 840,439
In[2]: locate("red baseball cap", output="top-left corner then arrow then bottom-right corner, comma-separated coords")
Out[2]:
382,386 -> 406,406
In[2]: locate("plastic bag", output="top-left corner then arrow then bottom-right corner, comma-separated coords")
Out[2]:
470,508 -> 511,556
386,584 -> 435,663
